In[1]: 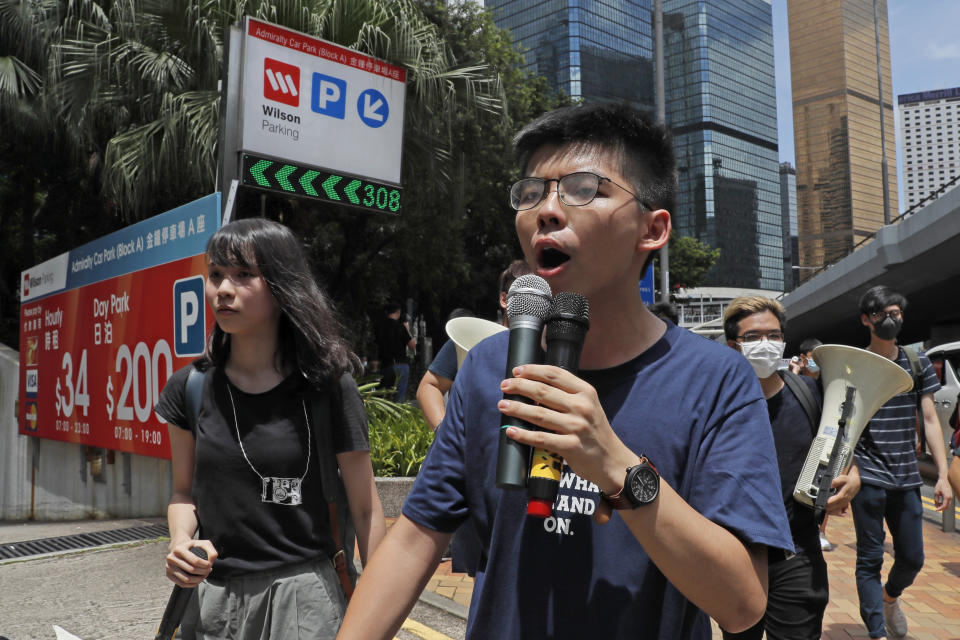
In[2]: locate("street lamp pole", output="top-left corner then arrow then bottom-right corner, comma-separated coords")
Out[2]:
654,0 -> 669,302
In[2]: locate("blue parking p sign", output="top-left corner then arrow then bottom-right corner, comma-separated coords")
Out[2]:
311,73 -> 347,120
173,276 -> 206,356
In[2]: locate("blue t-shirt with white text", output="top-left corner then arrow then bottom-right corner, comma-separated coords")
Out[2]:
403,324 -> 793,640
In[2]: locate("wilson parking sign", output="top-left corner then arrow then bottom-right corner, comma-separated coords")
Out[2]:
18,194 -> 220,459
240,17 -> 406,186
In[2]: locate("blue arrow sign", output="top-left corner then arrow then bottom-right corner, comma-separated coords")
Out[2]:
357,89 -> 388,128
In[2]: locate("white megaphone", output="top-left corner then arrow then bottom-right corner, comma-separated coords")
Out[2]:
445,317 -> 507,369
793,344 -> 914,510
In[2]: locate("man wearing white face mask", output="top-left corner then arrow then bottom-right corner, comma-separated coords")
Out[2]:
721,296 -> 861,640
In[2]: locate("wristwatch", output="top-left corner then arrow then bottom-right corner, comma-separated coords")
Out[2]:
602,455 -> 660,509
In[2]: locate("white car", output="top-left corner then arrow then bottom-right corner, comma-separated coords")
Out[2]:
924,341 -> 960,454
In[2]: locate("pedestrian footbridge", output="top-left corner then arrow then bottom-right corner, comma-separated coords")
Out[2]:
782,186 -> 960,349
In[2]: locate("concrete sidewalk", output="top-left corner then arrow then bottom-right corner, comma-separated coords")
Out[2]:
417,511 -> 960,639
2,509 -> 956,639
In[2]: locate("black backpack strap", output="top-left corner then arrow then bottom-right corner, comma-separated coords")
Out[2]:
310,383 -> 342,504
901,346 -> 924,407
778,369 -> 821,436
308,374 -> 358,594
185,367 -> 205,431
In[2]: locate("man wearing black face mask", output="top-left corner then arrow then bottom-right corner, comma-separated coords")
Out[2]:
851,285 -> 954,640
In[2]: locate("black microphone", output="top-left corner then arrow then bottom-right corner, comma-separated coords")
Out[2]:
527,292 -> 590,517
155,546 -> 208,640
496,274 -> 553,489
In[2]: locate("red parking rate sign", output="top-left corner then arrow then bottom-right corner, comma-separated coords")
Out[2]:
19,194 -> 219,459
19,256 -> 215,458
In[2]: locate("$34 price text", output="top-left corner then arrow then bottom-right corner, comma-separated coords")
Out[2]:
56,341 -> 174,435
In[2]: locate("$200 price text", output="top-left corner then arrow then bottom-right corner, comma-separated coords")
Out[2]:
55,340 -> 173,446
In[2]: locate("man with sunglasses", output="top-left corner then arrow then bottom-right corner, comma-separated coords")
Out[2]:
722,296 -> 861,640
339,103 -> 792,639
850,285 -> 953,639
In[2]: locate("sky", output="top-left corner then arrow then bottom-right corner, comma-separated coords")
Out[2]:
772,0 -> 960,208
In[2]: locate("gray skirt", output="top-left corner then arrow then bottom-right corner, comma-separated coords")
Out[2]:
178,557 -> 346,640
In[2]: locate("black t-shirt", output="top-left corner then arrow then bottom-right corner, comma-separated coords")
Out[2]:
767,375 -> 821,554
375,317 -> 410,367
156,365 -> 369,579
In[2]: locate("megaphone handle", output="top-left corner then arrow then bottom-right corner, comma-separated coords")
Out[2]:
814,419 -> 847,512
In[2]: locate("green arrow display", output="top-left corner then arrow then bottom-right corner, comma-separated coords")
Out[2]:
300,170 -> 320,196
344,179 -> 361,205
322,175 -> 342,201
250,159 -> 273,187
276,164 -> 296,191
241,154 -> 401,214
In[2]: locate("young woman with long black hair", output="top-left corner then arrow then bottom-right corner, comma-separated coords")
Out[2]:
156,218 -> 385,639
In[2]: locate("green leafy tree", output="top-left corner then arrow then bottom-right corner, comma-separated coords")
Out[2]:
0,0 -> 122,346
0,0 -> 511,350
654,232 -> 721,295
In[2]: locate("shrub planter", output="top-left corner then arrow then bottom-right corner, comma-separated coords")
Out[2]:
375,476 -> 415,518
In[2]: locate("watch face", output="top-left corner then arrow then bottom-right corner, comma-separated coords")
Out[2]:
629,467 -> 659,504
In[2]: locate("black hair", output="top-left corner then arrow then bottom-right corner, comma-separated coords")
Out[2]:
513,102 -> 676,277
648,301 -> 679,325
202,218 -> 356,386
384,302 -> 403,316
513,102 -> 677,214
797,338 -> 822,354
497,259 -> 534,294
858,285 -> 908,316
447,307 -> 475,322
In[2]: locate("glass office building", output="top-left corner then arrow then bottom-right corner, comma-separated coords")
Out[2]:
780,162 -> 799,290
489,0 -> 783,290
789,0 -> 897,271
484,0 -> 655,110
662,0 -> 781,290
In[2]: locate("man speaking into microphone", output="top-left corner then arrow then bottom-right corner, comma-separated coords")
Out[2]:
339,103 -> 792,640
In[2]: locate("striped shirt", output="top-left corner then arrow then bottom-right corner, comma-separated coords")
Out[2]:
854,347 -> 940,489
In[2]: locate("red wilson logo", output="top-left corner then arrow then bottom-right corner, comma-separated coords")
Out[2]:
263,57 -> 300,107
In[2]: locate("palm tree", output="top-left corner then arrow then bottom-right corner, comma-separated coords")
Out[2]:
0,0 -> 108,313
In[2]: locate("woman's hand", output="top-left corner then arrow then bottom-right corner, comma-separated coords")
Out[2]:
165,539 -> 217,587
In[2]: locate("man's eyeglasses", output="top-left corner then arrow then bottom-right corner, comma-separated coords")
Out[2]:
509,171 -> 650,211
736,331 -> 785,344
868,309 -> 902,322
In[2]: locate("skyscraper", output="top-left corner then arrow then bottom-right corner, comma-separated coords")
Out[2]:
780,162 -> 799,290
899,87 -> 960,211
789,0 -> 897,272
489,0 -> 783,290
663,0 -> 782,290
484,1 -> 655,110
